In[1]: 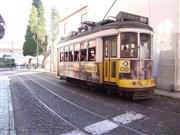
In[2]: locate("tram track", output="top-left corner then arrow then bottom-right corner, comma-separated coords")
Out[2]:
29,73 -> 140,114
18,76 -> 91,135
17,74 -> 146,135
36,72 -> 180,115
36,73 -> 180,114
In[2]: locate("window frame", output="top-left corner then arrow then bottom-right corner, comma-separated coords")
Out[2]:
120,32 -> 138,58
110,38 -> 117,58
60,47 -> 64,62
88,40 -> 96,62
139,33 -> 152,59
104,38 -> 109,58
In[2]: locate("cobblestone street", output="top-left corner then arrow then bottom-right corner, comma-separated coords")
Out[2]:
1,70 -> 180,135
1,0 -> 180,135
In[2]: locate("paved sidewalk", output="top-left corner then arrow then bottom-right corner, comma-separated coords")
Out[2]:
0,77 -> 16,135
155,89 -> 180,100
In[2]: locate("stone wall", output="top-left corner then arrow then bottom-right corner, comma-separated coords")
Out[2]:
174,40 -> 180,91
157,33 -> 177,91
174,61 -> 180,91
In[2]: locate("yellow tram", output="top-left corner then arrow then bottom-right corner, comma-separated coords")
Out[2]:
57,11 -> 155,99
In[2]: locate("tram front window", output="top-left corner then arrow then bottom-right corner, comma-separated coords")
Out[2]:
121,32 -> 138,58
140,33 -> 151,59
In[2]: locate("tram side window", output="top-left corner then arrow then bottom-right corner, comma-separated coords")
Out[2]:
74,50 -> 79,61
74,43 -> 80,62
104,39 -> 109,58
69,51 -> 73,62
60,47 -> 64,62
111,38 -> 117,57
121,32 -> 137,58
64,52 -> 68,62
60,52 -> 64,62
88,40 -> 96,61
88,47 -> 96,61
140,33 -> 151,59
80,49 -> 87,61
80,42 -> 87,61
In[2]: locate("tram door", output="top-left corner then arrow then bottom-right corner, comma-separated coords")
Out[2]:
103,37 -> 117,83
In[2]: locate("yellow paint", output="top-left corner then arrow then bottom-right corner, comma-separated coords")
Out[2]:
117,79 -> 155,88
109,60 -> 117,82
99,63 -> 103,83
103,60 -> 109,82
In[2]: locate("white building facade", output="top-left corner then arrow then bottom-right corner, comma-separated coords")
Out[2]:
56,0 -> 180,92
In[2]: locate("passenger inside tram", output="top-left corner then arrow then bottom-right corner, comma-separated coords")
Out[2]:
81,49 -> 87,61
122,44 -> 130,57
140,43 -> 149,59
74,51 -> 79,61
64,52 -> 68,62
88,48 -> 96,61
90,53 -> 96,61
69,51 -> 73,61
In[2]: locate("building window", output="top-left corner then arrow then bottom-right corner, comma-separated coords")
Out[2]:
64,22 -> 68,34
81,13 -> 87,23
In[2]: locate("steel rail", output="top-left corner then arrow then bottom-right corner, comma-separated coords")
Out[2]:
18,76 -> 91,135
22,74 -> 146,135
32,73 -> 180,115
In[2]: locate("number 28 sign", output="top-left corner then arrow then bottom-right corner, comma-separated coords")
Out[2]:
119,60 -> 130,73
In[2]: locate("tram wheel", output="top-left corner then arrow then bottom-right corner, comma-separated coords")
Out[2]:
107,88 -> 115,96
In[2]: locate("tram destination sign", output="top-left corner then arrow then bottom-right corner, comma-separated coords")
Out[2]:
116,11 -> 149,25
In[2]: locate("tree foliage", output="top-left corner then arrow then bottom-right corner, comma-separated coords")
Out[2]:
50,7 -> 60,43
23,0 -> 47,67
29,1 -> 46,54
29,6 -> 38,34
32,0 -> 42,9
23,26 -> 37,56
49,7 -> 60,71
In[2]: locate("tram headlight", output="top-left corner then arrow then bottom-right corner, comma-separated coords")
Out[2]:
132,81 -> 136,85
151,80 -> 155,84
138,81 -> 142,86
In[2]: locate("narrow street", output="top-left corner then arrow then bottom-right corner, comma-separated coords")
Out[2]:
0,69 -> 179,135
1,0 -> 180,135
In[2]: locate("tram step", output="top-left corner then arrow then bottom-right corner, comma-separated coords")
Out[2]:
133,90 -> 155,100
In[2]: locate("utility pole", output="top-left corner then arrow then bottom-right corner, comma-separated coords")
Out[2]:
102,0 -> 117,21
36,40 -> 39,69
34,34 -> 39,69
11,38 -> 13,57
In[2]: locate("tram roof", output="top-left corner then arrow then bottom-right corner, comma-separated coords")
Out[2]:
58,20 -> 153,44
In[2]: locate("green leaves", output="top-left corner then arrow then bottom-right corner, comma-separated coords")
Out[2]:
23,0 -> 46,57
23,26 -> 37,56
29,6 -> 38,34
50,7 -> 60,42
